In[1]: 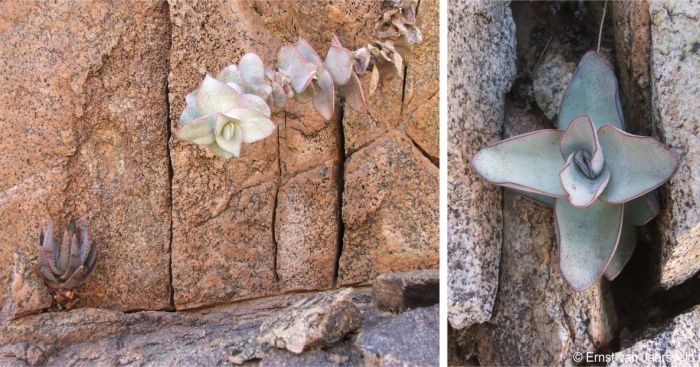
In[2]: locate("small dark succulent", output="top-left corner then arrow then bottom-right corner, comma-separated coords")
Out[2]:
37,217 -> 97,309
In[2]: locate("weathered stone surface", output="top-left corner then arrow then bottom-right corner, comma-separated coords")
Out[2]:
342,0 -> 439,158
0,293 -> 305,366
260,339 -> 362,367
169,0 -> 281,310
276,160 -> 339,292
649,1 -> 700,289
404,0 -> 440,161
356,305 -> 439,367
258,289 -> 361,354
372,270 -> 439,313
172,182 -> 278,310
447,0 -> 516,329
338,131 -> 439,285
0,251 -> 52,324
610,305 -> 700,367
0,0 -> 172,311
1,288 -> 440,366
448,326 -> 478,366
532,48 -> 576,121
612,0 -> 653,136
342,64 -> 404,155
474,190 -> 616,366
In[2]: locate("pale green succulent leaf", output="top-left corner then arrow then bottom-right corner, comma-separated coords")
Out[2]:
207,143 -> 235,159
325,43 -> 354,86
294,82 -> 316,104
239,53 -> 266,83
296,39 -> 323,66
196,75 -> 246,116
560,115 -> 604,175
180,102 -> 199,125
312,69 -> 335,121
624,191 -> 660,226
217,65 -> 245,86
226,82 -> 244,94
555,199 -> 623,291
222,108 -> 276,144
270,81 -> 287,108
278,45 -> 317,94
353,47 -> 371,75
177,114 -> 216,145
185,90 -> 198,105
560,154 -> 611,207
243,94 -> 272,117
558,51 -> 624,130
603,220 -> 636,281
214,116 -> 243,158
340,72 -> 366,113
598,125 -> 678,204
472,130 -> 566,198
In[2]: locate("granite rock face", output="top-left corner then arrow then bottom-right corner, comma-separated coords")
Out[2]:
167,0 -> 379,309
447,0 -> 516,329
404,0 -> 440,161
356,305 -> 439,367
276,160 -> 340,292
612,0 -> 653,136
475,190 -> 615,366
338,131 -> 439,285
532,48 -> 576,121
648,1 -> 700,289
258,289 -> 361,354
172,182 -> 278,309
372,270 -> 439,313
0,251 -> 52,323
611,305 -> 700,367
0,0 -> 172,312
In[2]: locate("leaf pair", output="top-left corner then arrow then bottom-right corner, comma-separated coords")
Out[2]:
471,51 -> 679,291
278,36 -> 367,119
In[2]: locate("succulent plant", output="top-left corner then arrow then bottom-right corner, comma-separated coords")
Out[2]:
37,217 -> 97,309
472,51 -> 679,291
176,0 -> 422,159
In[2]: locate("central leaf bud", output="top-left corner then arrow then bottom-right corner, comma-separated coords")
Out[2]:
573,150 -> 598,180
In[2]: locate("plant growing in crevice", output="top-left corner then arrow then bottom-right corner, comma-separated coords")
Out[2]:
176,0 -> 422,159
472,50 -> 678,291
37,217 -> 98,310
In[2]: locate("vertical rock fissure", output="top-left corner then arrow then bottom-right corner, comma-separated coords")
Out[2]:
333,103 -> 346,288
271,113 -> 283,284
163,0 -> 175,311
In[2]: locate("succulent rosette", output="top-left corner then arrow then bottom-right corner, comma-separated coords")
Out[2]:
472,51 -> 679,291
177,55 -> 276,159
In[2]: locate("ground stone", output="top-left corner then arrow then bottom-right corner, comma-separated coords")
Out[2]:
610,305 -> 700,367
447,0 -> 516,329
338,131 -> 439,285
258,289 -> 361,354
355,305 -> 439,367
649,0 -> 700,289
371,270 -> 439,313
